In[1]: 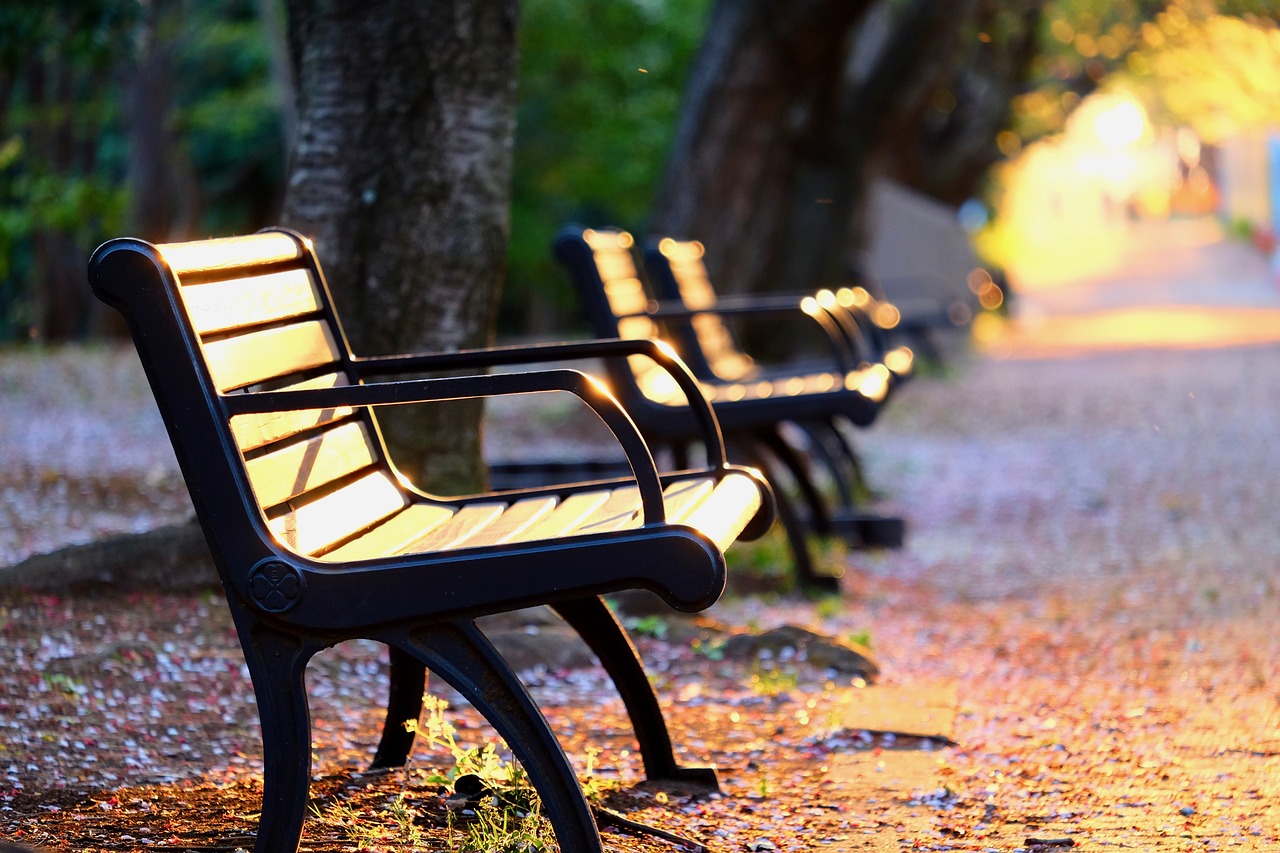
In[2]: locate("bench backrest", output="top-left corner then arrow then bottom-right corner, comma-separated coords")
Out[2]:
643,237 -> 755,382
554,227 -> 687,405
90,230 -> 410,565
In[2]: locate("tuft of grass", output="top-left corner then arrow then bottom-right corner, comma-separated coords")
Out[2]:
846,629 -> 873,649
411,695 -> 554,851
748,662 -> 799,698
623,614 -> 668,640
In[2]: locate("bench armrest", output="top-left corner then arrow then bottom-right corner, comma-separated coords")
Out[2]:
352,338 -> 728,468
623,299 -> 856,374
221,368 -> 672,525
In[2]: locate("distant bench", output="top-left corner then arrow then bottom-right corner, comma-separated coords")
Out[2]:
88,229 -> 773,853
555,226 -> 911,591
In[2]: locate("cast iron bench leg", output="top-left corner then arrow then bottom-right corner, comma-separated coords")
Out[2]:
400,621 -> 603,853
733,439 -> 839,594
553,597 -> 719,788
240,626 -> 316,853
370,645 -> 427,770
753,426 -> 834,539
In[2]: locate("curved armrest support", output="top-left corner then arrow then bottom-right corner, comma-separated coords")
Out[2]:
352,338 -> 728,468
222,369 -> 669,525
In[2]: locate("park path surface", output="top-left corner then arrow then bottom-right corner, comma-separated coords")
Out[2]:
1,217 -> 1278,851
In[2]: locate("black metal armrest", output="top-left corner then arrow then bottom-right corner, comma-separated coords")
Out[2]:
624,300 -> 856,374
352,338 -> 728,468
222,368 -> 670,526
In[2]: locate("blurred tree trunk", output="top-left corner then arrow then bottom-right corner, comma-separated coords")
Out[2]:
883,0 -> 1047,207
652,0 -> 985,296
281,0 -> 518,495
651,0 -> 876,295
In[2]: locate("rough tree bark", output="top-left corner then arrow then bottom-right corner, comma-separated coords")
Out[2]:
652,0 -> 980,297
651,0 -> 877,295
281,0 -> 518,495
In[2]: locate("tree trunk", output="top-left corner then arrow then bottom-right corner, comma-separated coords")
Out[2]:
652,0 -> 876,295
883,0 -> 1047,207
652,0 -> 978,299
281,0 -> 518,495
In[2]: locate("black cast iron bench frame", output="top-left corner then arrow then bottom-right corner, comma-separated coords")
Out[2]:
88,228 -> 773,853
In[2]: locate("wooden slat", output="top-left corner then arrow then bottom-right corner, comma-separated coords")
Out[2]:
229,372 -> 355,452
158,232 -> 302,276
203,320 -> 340,391
680,473 -> 763,552
451,496 -> 559,550
568,485 -> 643,535
244,421 -> 378,508
319,502 -> 457,562
269,470 -> 407,555
505,490 -> 612,544
399,503 -> 508,553
595,249 -> 639,281
656,478 -> 715,525
181,268 -> 322,335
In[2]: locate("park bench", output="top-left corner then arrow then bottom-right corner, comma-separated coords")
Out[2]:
642,235 -> 913,553
87,229 -> 773,853
555,225 -> 900,591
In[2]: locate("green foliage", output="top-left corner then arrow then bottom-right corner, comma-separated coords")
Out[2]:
623,614 -> 669,640
1117,6 -> 1280,142
0,0 -> 284,341
408,694 -> 520,787
846,628 -> 874,649
505,0 -> 711,333
1011,0 -> 1279,148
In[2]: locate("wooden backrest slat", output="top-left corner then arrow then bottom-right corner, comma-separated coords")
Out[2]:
245,421 -> 380,509
268,469 -> 408,555
229,372 -> 355,452
653,238 -> 754,380
203,320 -> 341,392
157,232 -> 303,277
181,268 -> 324,335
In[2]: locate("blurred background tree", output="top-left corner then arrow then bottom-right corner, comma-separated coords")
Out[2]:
2,0 -> 1277,343
504,0 -> 709,334
0,0 -> 286,342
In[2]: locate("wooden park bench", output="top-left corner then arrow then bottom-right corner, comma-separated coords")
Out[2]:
555,226 -> 903,591
642,235 -> 913,552
87,229 -> 773,853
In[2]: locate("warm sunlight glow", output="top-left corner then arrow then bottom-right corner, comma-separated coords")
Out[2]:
1093,98 -> 1146,149
849,364 -> 890,402
658,237 -> 704,260
873,303 -> 901,329
884,346 -> 914,377
158,232 -> 302,276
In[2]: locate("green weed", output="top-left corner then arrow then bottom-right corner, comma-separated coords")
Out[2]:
748,663 -> 799,698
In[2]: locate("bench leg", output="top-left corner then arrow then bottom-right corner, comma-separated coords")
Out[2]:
399,621 -> 602,853
752,426 -> 834,537
733,438 -> 839,594
369,645 -> 426,770
239,626 -> 315,853
553,597 -> 719,789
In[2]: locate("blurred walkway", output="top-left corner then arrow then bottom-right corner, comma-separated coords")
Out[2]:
986,217 -> 1280,357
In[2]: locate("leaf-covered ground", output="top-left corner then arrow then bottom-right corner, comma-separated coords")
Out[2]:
2,338 -> 1279,852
